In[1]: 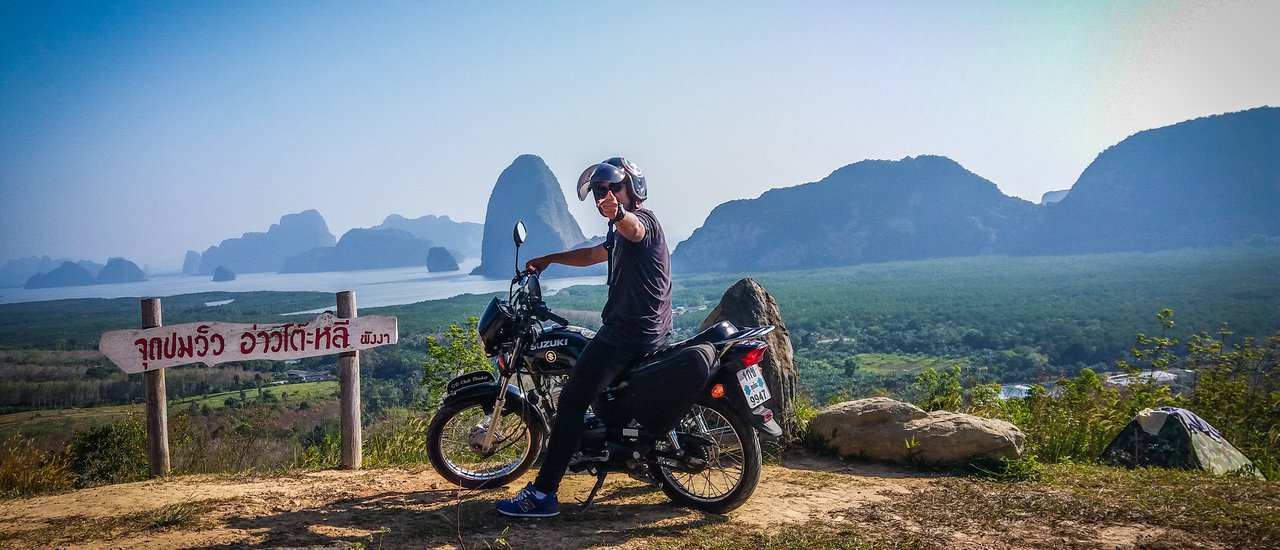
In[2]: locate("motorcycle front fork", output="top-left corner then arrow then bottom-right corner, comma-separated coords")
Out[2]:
480,373 -> 511,453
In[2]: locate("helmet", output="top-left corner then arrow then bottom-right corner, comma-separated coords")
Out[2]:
576,157 -> 647,202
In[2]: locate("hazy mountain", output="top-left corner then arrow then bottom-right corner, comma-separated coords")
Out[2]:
1,256 -> 66,287
672,156 -> 1037,273
280,228 -> 435,273
371,214 -> 482,258
96,258 -> 147,284
198,210 -> 336,275
1040,190 -> 1069,204
472,155 -> 597,277
1014,107 -> 1279,255
24,262 -> 96,289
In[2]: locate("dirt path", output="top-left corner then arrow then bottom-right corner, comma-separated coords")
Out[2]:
0,453 -> 1213,549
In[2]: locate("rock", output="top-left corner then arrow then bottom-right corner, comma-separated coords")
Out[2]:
810,397 -> 1024,465
182,251 -> 201,275
700,278 -> 799,439
472,155 -> 597,278
24,261 -> 96,288
96,258 -> 147,284
212,266 -> 236,282
426,247 -> 459,272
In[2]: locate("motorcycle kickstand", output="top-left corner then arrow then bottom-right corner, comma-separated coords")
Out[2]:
578,470 -> 609,511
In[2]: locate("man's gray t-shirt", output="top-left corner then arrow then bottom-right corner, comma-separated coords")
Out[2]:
599,208 -> 673,351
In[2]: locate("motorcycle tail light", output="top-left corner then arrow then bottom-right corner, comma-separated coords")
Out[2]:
742,346 -> 767,367
710,384 -> 725,399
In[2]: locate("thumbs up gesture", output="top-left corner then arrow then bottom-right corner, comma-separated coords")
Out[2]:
596,190 -> 620,220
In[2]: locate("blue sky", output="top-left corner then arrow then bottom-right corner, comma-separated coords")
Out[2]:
2,1 -> 1277,270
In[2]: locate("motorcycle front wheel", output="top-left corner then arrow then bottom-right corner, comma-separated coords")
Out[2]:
653,397 -> 762,513
425,395 -> 546,489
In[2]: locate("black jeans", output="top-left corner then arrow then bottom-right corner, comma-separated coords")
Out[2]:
533,329 -> 649,495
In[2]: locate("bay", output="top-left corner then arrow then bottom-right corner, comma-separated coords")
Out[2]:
0,259 -> 606,309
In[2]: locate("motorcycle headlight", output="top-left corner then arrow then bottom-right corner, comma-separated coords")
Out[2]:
477,297 -> 516,356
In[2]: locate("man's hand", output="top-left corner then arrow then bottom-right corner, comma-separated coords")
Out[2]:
596,191 -> 620,220
526,255 -> 551,274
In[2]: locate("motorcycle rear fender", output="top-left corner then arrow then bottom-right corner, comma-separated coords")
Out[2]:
709,370 -> 783,439
441,382 -> 550,435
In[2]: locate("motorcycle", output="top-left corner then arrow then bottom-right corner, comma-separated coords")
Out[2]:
424,222 -> 782,513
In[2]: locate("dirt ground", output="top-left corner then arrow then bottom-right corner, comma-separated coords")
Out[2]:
0,452 -> 1220,549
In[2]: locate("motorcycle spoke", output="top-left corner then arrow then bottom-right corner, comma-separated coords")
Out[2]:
436,405 -> 532,480
659,404 -> 747,502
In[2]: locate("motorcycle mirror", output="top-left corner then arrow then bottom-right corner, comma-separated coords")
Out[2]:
513,221 -> 527,275
513,221 -> 527,247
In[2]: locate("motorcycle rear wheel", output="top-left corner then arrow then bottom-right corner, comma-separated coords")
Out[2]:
653,397 -> 762,513
425,395 -> 545,489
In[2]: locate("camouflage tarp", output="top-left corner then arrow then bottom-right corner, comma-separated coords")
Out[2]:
1100,407 -> 1264,479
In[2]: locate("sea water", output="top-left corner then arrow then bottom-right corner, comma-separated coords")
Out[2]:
0,259 -> 607,309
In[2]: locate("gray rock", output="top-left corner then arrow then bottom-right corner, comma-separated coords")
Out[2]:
810,397 -> 1024,465
700,278 -> 799,439
182,250 -> 201,275
212,266 -> 236,282
426,247 -> 459,272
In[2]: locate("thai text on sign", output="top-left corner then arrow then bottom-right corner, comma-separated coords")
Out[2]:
99,312 -> 398,374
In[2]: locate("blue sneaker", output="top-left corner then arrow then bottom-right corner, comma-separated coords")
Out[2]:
496,483 -> 560,518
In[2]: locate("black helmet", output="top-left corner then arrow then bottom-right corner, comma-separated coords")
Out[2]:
576,157 -> 647,202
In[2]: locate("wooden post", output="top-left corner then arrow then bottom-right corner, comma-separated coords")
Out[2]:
141,298 -> 170,476
337,291 -> 362,469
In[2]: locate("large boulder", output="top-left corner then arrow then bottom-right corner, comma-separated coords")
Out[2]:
700,278 -> 799,439
810,397 -> 1024,465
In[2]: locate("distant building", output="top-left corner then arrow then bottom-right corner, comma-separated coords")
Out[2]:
1104,369 -> 1189,387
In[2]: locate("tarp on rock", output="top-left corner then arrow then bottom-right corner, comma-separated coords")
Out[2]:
1100,407 -> 1263,479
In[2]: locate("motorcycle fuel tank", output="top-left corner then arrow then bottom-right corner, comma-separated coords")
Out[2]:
521,325 -> 593,375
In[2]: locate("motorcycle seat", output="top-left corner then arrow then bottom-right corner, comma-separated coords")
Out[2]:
652,320 -> 739,358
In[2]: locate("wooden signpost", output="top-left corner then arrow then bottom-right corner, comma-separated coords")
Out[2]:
99,291 -> 397,475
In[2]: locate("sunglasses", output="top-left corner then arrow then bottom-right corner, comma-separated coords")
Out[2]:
592,182 -> 624,200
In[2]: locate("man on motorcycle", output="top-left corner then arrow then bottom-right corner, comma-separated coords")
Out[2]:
496,157 -> 673,518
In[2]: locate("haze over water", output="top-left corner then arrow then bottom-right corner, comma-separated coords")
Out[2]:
0,261 -> 606,310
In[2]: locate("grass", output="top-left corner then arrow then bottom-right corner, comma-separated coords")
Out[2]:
172,380 -> 338,410
851,353 -> 968,375
642,463 -> 1279,550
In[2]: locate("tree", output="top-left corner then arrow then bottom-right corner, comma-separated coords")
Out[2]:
421,317 -> 489,410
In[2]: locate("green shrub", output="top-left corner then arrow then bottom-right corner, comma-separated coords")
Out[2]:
68,416 -> 148,486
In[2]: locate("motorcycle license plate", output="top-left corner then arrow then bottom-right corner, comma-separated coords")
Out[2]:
736,365 -> 770,408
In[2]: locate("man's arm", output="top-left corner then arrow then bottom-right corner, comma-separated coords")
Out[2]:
527,244 -> 608,273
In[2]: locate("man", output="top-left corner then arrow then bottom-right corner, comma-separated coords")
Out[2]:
496,157 -> 673,518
